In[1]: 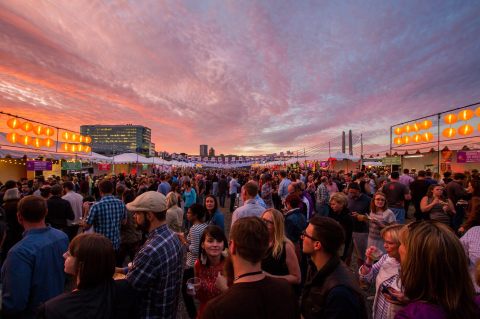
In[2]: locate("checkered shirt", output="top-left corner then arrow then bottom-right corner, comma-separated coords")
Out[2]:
127,224 -> 184,319
86,195 -> 126,250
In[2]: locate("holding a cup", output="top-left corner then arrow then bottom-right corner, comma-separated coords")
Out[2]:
186,277 -> 201,296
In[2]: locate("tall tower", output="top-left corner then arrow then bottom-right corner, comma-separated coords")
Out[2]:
200,144 -> 208,157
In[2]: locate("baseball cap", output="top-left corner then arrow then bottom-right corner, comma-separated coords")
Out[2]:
126,191 -> 167,213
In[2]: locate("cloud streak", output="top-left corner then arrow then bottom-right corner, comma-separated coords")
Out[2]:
0,0 -> 479,155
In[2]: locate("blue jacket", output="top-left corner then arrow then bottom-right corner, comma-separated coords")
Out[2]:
1,226 -> 68,318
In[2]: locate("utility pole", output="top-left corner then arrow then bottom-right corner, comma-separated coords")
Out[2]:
360,133 -> 363,170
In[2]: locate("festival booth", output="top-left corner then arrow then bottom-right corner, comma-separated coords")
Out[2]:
322,152 -> 361,172
389,104 -> 480,173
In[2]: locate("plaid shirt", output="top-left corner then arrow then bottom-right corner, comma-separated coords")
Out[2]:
315,183 -> 330,205
127,224 -> 184,319
86,195 -> 126,250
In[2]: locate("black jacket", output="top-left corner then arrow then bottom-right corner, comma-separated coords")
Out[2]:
301,257 -> 367,319
46,196 -> 74,230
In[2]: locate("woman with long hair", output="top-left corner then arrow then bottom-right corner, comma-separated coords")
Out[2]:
359,225 -> 404,319
193,225 -> 228,318
367,192 -> 396,253
396,221 -> 480,319
38,233 -> 138,318
420,185 -> 455,226
204,195 -> 225,232
261,208 -> 301,285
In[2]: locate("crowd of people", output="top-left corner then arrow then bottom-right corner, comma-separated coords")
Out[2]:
0,166 -> 480,319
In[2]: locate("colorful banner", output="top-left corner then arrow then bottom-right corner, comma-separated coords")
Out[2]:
97,163 -> 111,171
62,161 -> 82,170
382,157 -> 401,165
26,161 -> 52,171
457,151 -> 480,163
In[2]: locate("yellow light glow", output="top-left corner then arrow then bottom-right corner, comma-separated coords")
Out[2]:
7,118 -> 22,129
21,122 -> 33,132
442,127 -> 456,138
459,124 -> 473,135
458,109 -> 474,121
443,114 -> 457,125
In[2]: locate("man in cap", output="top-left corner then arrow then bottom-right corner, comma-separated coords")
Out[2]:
117,191 -> 184,319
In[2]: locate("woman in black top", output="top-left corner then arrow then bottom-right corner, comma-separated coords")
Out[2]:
38,233 -> 138,319
261,208 -> 301,285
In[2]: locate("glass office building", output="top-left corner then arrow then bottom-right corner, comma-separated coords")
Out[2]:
80,125 -> 152,156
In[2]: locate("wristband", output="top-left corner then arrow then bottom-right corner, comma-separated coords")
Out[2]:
123,267 -> 129,275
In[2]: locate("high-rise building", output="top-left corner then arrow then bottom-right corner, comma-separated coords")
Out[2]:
200,144 -> 208,157
208,147 -> 215,157
80,124 -> 152,156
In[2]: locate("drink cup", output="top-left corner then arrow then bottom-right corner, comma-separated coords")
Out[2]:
371,249 -> 382,261
186,277 -> 201,296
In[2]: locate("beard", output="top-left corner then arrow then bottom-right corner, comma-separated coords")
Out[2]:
136,217 -> 151,233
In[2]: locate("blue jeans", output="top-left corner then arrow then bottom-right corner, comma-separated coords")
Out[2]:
390,207 -> 406,224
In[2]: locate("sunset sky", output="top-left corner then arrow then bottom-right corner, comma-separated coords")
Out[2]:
1,1 -> 479,155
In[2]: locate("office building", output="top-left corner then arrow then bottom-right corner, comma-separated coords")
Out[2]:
80,124 -> 151,156
208,147 -> 215,157
200,144 -> 208,157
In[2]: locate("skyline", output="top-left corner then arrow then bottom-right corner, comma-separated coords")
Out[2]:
1,1 -> 480,155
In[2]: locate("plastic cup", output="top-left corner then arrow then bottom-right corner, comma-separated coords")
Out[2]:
371,249 -> 382,261
186,277 -> 201,296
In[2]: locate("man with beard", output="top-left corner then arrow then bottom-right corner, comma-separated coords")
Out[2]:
202,217 -> 299,319
116,191 -> 184,319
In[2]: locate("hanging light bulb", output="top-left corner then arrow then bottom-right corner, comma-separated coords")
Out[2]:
43,138 -> 54,148
442,127 -> 456,138
31,137 -> 42,148
422,132 -> 434,142
21,122 -> 33,132
44,127 -> 55,136
420,120 -> 432,130
459,124 -> 474,135
458,109 -> 474,121
62,131 -> 70,141
6,132 -> 19,144
7,118 -> 22,129
443,114 -> 457,125
20,135 -> 31,146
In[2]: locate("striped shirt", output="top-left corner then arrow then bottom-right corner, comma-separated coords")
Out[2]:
127,224 -> 184,319
186,223 -> 208,268
86,195 -> 126,250
359,254 -> 402,319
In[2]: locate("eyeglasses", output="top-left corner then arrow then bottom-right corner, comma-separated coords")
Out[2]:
301,230 -> 319,242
